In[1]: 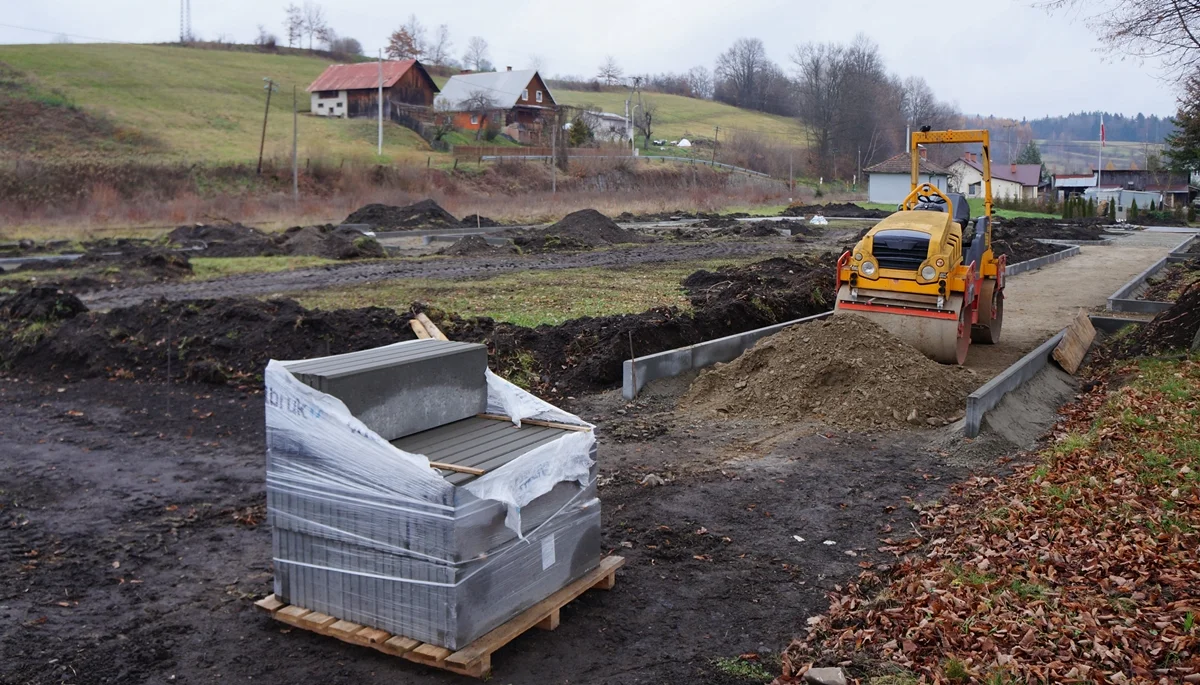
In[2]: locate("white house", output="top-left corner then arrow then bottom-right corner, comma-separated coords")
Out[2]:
581,111 -> 631,142
865,152 -> 950,205
1053,173 -> 1097,200
947,154 -> 1041,201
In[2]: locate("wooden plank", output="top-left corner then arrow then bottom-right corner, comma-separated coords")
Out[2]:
428,461 -> 486,476
301,612 -> 338,629
534,608 -> 560,631
1052,310 -> 1096,375
407,643 -> 453,666
415,313 -> 449,341
409,318 -> 432,339
328,620 -> 364,637
382,635 -> 421,656
445,556 -> 625,668
592,571 -> 617,591
275,605 -> 313,627
356,627 -> 391,644
254,594 -> 285,613
476,413 -> 592,432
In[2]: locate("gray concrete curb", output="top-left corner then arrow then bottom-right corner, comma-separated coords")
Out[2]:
1107,233 -> 1197,314
965,330 -> 1066,438
621,312 -> 834,399
1169,234 -> 1198,256
1005,245 -> 1080,277
1088,316 -> 1148,335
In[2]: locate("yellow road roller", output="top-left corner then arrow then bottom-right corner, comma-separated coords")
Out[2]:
835,129 -> 1004,364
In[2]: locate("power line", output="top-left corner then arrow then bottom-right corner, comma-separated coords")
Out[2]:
0,22 -> 128,44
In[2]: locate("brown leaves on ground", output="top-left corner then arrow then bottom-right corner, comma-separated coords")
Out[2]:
780,359 -> 1200,684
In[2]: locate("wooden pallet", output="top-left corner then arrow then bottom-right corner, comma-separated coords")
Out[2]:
254,555 -> 625,679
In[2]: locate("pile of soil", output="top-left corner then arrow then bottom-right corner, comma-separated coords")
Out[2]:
275,225 -> 385,260
997,217 -> 1117,240
990,226 -> 1068,264
0,286 -> 86,321
460,214 -> 503,227
508,209 -> 653,252
682,255 -> 837,327
10,248 -> 194,291
167,224 -> 281,257
783,203 -> 890,219
8,297 -> 420,385
436,235 -> 512,256
344,199 -> 461,229
1117,283 -> 1200,357
1138,260 -> 1200,302
615,210 -> 747,223
682,314 -> 976,428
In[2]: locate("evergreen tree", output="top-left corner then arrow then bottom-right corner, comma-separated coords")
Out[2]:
1087,197 -> 1096,217
1063,196 -> 1073,219
1166,75 -> 1200,173
1130,198 -> 1139,221
1150,199 -> 1157,212
1108,198 -> 1117,221
1189,203 -> 1196,223
1015,140 -> 1049,184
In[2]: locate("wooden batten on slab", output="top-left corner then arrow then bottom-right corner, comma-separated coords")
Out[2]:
1053,310 -> 1097,375
476,413 -> 592,432
409,318 -> 432,339
253,555 -> 625,679
415,313 -> 450,341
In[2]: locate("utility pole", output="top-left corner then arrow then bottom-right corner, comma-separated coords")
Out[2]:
258,77 -> 278,175
789,150 -> 794,191
644,112 -> 651,150
711,126 -> 719,167
292,85 -> 299,202
378,49 -> 384,157
857,147 -> 862,191
550,110 -> 557,194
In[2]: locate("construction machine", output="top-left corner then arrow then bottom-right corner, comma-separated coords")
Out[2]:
834,129 -> 1004,364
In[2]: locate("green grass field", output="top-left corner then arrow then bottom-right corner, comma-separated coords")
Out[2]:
0,43 -> 438,164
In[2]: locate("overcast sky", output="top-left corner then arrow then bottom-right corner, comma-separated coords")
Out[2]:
0,0 -> 1179,118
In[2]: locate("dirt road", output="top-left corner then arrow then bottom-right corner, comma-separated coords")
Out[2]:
966,232 -> 1189,378
80,241 -> 803,311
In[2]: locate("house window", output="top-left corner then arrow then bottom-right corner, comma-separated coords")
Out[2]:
968,182 -> 980,197
536,90 -> 543,103
522,89 -> 528,101
470,114 -> 479,125
318,103 -> 324,109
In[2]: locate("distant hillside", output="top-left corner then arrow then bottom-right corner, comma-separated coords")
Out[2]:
0,44 -> 436,164
959,113 -> 1173,173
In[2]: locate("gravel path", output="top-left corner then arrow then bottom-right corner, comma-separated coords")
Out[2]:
80,241 -> 798,310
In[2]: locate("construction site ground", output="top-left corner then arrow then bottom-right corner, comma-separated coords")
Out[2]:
0,227 -> 1192,684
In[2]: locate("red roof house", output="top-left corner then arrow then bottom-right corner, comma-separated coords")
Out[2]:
306,60 -> 438,119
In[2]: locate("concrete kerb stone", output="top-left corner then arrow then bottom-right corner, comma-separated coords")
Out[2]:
1088,315 -> 1148,335
966,330 -> 1066,439
1004,245 -> 1080,277
1108,234 -> 1200,313
621,312 -> 834,399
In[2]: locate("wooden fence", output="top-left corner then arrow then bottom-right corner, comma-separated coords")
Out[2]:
451,146 -> 631,160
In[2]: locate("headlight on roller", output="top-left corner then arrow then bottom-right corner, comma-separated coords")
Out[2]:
921,265 -> 936,280
861,261 -> 876,277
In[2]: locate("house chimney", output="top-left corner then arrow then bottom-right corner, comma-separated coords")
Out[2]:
506,66 -> 512,71
1011,163 -> 1017,175
918,146 -> 928,161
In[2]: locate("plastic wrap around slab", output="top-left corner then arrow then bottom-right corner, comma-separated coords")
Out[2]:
264,357 -> 602,649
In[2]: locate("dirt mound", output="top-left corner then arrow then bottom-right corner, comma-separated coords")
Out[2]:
784,203 -> 890,219
277,225 -> 385,260
996,217 -> 1116,240
345,199 -> 461,229
1139,261 -> 1200,302
0,286 -> 87,321
168,223 -> 281,257
682,314 -> 975,428
1119,283 -> 1200,357
683,255 -> 836,328
12,297 -> 420,385
990,226 -> 1068,264
508,209 -> 653,252
460,214 -> 503,227
436,235 -> 509,256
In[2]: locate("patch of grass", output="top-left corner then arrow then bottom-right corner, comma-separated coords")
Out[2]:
189,255 -> 340,280
712,655 -> 775,683
943,658 -> 970,681
1007,579 -> 1048,600
290,258 -> 759,327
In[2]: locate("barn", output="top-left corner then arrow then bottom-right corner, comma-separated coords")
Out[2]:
435,68 -> 556,143
306,60 -> 438,119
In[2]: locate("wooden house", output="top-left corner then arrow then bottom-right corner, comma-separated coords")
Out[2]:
435,67 -> 556,142
306,60 -> 438,119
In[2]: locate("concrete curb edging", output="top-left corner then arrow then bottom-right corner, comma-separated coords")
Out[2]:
965,330 -> 1066,439
1169,234 -> 1198,256
621,312 -> 834,399
1088,316 -> 1149,335
1107,234 -> 1198,314
1004,245 -> 1080,277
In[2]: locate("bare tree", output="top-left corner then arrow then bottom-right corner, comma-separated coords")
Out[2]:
463,36 -> 490,71
53,33 -> 71,44
528,54 -> 546,72
792,41 -> 846,174
686,65 -> 713,99
255,24 -> 279,48
1042,0 -> 1200,78
715,38 -> 769,107
329,35 -> 362,56
401,14 -> 427,59
300,1 -> 328,50
283,3 -> 303,48
597,55 -> 624,86
428,24 -> 453,66
461,90 -> 499,140
634,99 -> 658,148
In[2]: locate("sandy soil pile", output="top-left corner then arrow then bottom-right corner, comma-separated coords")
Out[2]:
682,314 -> 976,428
508,209 -> 653,252
344,199 -> 460,229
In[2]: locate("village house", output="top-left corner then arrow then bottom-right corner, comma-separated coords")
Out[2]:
435,67 -> 556,143
948,153 -> 1043,201
864,151 -> 950,205
306,59 -> 438,119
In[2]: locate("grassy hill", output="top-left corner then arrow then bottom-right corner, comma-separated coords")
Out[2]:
0,43 -> 436,164
0,44 -> 807,166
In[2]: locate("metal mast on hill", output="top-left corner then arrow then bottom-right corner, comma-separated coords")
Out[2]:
180,0 -> 192,42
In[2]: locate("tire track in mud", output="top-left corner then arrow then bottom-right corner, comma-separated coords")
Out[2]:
80,241 -> 800,309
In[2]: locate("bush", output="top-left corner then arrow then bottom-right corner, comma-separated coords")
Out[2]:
482,119 -> 501,142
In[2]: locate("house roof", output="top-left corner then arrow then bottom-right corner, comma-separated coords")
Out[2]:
865,152 -> 949,176
435,69 -> 553,109
954,158 -> 1041,187
306,60 -> 435,93
1054,174 -> 1097,189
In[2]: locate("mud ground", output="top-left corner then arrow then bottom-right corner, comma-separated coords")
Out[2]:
0,368 -> 1032,685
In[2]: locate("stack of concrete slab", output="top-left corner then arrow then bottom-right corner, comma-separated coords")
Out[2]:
266,340 -> 600,651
